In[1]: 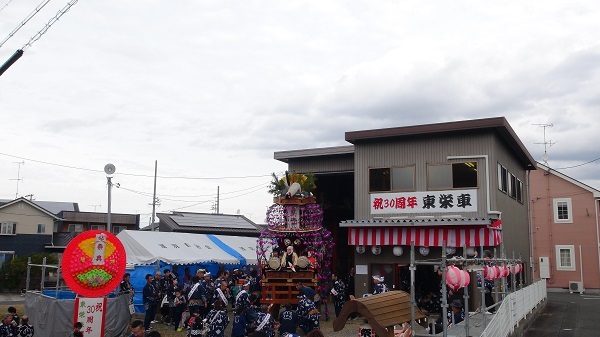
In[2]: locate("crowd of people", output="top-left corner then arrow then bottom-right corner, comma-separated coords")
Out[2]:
0,307 -> 33,337
118,262 -> 364,337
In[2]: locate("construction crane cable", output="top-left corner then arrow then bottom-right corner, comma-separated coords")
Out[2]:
0,0 -> 52,49
21,0 -> 78,51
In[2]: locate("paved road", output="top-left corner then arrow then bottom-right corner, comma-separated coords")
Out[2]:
0,293 -> 24,306
524,291 -> 600,337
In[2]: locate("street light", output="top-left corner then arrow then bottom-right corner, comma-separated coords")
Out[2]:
104,163 -> 116,233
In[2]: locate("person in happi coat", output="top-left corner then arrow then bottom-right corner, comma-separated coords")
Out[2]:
0,314 -> 15,337
235,282 -> 256,323
430,300 -> 464,334
252,304 -> 275,337
231,307 -> 248,337
15,316 -> 33,337
296,295 -> 320,334
142,274 -> 158,330
330,272 -> 346,317
172,289 -> 187,331
295,282 -> 318,304
166,278 -> 181,326
204,300 -> 229,337
277,302 -> 298,337
188,275 -> 208,318
372,275 -> 388,295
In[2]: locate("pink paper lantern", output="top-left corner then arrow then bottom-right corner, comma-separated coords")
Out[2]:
501,266 -> 510,277
484,265 -> 496,280
460,270 -> 470,288
446,266 -> 470,290
494,266 -> 501,279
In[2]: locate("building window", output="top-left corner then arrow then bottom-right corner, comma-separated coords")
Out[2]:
91,225 -> 106,231
113,226 -> 126,234
555,245 -> 576,271
0,251 -> 15,267
369,168 -> 390,192
1,222 -> 16,235
392,166 -> 415,191
508,174 -> 517,199
427,162 -> 477,190
498,164 -> 508,193
68,224 -> 84,233
516,179 -> 523,203
37,224 -> 46,234
553,198 -> 573,223
369,166 -> 415,192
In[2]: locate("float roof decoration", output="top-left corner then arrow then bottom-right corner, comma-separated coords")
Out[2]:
268,171 -> 317,197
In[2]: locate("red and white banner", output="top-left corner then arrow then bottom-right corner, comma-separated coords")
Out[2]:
348,226 -> 501,247
73,297 -> 106,337
371,189 -> 478,214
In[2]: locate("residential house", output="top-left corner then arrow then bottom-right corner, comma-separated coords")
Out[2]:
0,197 -> 75,263
46,211 -> 140,252
530,162 -> 600,292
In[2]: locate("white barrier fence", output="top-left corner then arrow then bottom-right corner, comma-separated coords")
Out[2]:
481,280 -> 547,337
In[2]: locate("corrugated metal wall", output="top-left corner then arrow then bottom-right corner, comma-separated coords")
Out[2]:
353,132 -> 500,219
286,154 -> 354,174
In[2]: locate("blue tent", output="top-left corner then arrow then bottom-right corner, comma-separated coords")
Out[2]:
116,230 -> 258,312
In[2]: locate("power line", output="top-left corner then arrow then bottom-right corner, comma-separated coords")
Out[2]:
0,152 -> 278,180
20,0 -> 79,51
555,157 -> 600,170
117,181 -> 268,204
0,0 -> 16,15
121,181 -> 270,199
0,0 -> 52,49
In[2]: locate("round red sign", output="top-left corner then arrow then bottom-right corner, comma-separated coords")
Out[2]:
61,230 -> 126,297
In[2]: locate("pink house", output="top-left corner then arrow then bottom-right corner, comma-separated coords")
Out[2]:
530,162 -> 600,292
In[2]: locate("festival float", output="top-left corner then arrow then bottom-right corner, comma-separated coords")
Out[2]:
258,172 -> 334,310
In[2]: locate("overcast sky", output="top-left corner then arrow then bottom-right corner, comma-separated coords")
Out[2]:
1,1 -> 599,225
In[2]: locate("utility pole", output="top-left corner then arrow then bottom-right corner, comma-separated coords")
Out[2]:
151,160 -> 158,229
10,161 -> 24,199
104,163 -> 116,233
216,186 -> 220,214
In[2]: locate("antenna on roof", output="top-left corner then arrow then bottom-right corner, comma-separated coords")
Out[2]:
533,123 -> 557,165
88,204 -> 101,212
9,161 -> 24,199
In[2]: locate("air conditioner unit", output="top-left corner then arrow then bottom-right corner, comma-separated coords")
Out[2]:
569,281 -> 584,294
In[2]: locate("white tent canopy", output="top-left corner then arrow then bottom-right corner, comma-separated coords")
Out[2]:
212,234 -> 258,265
117,230 -> 258,266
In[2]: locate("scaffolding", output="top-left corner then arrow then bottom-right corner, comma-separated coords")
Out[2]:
409,242 -> 524,337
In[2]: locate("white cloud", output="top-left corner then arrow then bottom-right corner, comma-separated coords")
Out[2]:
1,0 -> 600,220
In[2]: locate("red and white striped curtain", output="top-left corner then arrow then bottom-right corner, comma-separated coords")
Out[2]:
348,226 -> 502,247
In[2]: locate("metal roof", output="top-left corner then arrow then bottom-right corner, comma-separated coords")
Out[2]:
345,116 -> 536,169
157,212 -> 263,236
274,145 -> 354,163
0,198 -> 64,220
0,198 -> 78,215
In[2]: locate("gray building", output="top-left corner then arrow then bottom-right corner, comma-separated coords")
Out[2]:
274,117 -> 536,297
